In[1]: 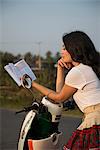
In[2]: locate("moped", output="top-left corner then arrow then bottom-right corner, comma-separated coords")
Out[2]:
16,96 -> 63,150
16,75 -> 63,150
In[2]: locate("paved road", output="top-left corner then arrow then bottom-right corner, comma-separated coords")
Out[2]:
0,109 -> 81,150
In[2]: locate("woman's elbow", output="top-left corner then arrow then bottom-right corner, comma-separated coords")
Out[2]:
54,93 -> 66,103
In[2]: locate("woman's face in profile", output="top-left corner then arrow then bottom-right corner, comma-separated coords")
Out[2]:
61,46 -> 72,63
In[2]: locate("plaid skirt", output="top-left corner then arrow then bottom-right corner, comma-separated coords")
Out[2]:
63,104 -> 100,150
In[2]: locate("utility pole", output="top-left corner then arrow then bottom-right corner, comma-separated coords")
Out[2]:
35,41 -> 42,70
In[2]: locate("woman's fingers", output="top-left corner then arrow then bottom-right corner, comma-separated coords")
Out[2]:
58,59 -> 64,67
58,58 -> 71,69
58,59 -> 68,68
63,62 -> 68,68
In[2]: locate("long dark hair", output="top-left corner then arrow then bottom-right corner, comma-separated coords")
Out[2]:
62,31 -> 100,79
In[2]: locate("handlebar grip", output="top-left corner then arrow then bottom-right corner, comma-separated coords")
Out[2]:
15,102 -> 39,114
15,109 -> 26,114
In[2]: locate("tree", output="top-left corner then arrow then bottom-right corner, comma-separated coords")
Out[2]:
0,51 -> 17,86
45,51 -> 53,62
24,52 -> 34,67
0,52 -> 15,66
44,51 -> 56,89
55,52 -> 60,62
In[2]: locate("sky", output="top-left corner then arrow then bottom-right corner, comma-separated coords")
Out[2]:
0,0 -> 100,57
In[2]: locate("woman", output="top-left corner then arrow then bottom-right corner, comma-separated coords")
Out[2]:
22,31 -> 100,149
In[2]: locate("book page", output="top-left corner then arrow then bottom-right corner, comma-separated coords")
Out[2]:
4,59 -> 36,87
14,59 -> 36,81
4,63 -> 22,86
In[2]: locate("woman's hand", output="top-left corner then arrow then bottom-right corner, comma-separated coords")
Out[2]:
58,46 -> 73,69
58,58 -> 67,68
58,58 -> 72,69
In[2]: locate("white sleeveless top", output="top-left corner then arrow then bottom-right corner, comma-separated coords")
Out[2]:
65,63 -> 100,112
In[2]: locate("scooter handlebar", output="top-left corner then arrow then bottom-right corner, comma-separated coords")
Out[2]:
15,102 -> 39,114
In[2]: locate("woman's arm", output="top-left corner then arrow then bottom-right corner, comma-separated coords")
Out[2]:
56,58 -> 72,92
32,81 -> 77,103
56,64 -> 65,92
31,57 -> 76,103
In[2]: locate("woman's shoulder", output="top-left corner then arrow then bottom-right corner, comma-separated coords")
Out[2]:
68,63 -> 98,82
66,64 -> 86,80
68,63 -> 86,73
71,63 -> 92,74
67,63 -> 95,80
75,63 -> 90,69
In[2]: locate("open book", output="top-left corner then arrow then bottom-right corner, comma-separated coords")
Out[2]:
4,59 -> 36,86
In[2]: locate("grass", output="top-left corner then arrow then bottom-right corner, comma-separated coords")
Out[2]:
0,88 -> 83,118
0,97 -> 83,118
0,88 -> 42,110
